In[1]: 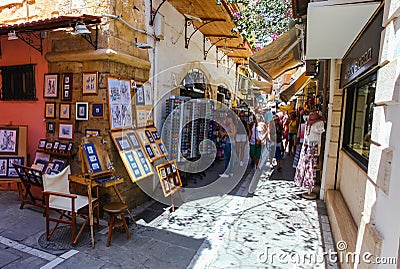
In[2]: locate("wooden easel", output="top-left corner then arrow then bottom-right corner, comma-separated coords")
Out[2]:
77,137 -> 137,247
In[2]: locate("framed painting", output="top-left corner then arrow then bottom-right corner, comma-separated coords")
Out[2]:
44,73 -> 59,98
76,102 -> 89,120
83,72 -> 98,95
59,103 -> 71,120
107,77 -> 133,130
38,139 -> 47,149
45,102 -> 56,119
91,103 -> 104,118
67,142 -> 73,152
7,157 -> 24,177
143,84 -> 153,106
126,131 -> 141,149
135,84 -> 145,105
61,73 -> 73,101
58,122 -> 74,140
45,141 -> 53,150
47,122 -> 55,133
114,136 -> 132,151
0,127 -> 18,155
0,158 -> 7,177
53,141 -> 60,151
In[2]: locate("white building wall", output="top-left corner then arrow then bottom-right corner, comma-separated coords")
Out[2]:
369,0 -> 400,260
145,1 -> 238,130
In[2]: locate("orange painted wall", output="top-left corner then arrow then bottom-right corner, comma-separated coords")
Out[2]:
0,37 -> 48,165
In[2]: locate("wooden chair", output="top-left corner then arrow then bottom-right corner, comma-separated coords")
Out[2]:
12,163 -> 45,209
42,165 -> 99,246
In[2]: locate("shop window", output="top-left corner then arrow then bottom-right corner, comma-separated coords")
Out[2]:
0,64 -> 36,101
343,73 -> 376,169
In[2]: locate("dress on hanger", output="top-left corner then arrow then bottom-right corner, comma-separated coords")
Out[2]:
294,120 -> 324,188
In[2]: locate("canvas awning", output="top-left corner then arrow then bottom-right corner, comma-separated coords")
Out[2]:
279,72 -> 311,103
306,1 -> 380,59
249,27 -> 304,81
251,79 -> 272,94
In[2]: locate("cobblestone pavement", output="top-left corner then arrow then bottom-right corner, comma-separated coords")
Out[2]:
0,155 -> 338,268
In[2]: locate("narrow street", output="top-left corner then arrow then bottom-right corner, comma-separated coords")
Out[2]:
0,154 -> 338,268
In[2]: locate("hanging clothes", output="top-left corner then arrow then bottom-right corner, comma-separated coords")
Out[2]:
294,113 -> 324,189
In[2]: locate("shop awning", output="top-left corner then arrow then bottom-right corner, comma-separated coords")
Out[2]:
279,72 -> 311,103
251,79 -> 272,94
306,1 -> 380,59
249,27 -> 304,81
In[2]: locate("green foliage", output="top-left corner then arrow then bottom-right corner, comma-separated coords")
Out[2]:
225,0 -> 294,50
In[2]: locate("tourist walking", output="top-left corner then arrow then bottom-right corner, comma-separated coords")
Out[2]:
219,113 -> 236,178
235,111 -> 249,167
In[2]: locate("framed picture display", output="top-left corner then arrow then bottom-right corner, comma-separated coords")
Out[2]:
82,142 -> 102,173
158,142 -> 167,155
107,77 -> 133,130
7,157 -> 24,177
150,128 -> 161,140
91,103 -> 104,118
115,136 -> 132,151
156,160 -> 182,197
45,102 -> 56,119
67,142 -> 73,152
58,122 -> 74,140
44,73 -> 59,98
136,129 -> 149,146
144,145 -> 155,159
143,84 -> 153,106
145,130 -> 155,143
135,149 -> 153,175
125,151 -> 143,178
136,106 -> 153,128
47,122 -> 55,133
45,141 -> 53,150
82,72 -> 98,95
0,127 -> 18,155
126,131 -> 141,149
38,139 -> 47,149
59,103 -> 71,120
76,102 -> 89,120
135,84 -> 145,105
53,141 -> 60,151
85,129 -> 100,137
58,143 -> 67,151
0,158 -> 8,177
61,73 -> 73,101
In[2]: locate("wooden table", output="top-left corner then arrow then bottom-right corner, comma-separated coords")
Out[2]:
68,174 -> 133,248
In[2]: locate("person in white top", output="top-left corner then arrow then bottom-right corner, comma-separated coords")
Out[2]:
294,112 -> 325,191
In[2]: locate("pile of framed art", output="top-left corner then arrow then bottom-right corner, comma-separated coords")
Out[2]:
37,139 -> 73,156
110,129 -> 154,182
0,125 -> 28,180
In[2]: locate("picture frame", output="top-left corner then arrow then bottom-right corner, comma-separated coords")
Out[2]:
61,73 -> 73,101
143,84 -> 153,106
115,136 -> 132,151
0,158 -> 8,177
45,141 -> 53,150
67,142 -> 73,152
83,72 -> 98,95
156,160 -> 181,197
45,102 -> 56,119
59,103 -> 71,120
135,84 -> 145,105
44,73 -> 59,98
91,103 -> 104,118
107,77 -> 133,130
58,143 -> 67,151
58,122 -> 74,140
82,142 -> 102,173
76,102 -> 89,120
53,141 -> 60,151
126,132 -> 141,148
38,139 -> 47,149
145,130 -> 155,143
0,127 -> 18,155
85,129 -> 101,137
124,151 -> 143,179
47,122 -> 55,133
7,157 -> 24,177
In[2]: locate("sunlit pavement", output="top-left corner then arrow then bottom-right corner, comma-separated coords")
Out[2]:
0,155 -> 338,268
